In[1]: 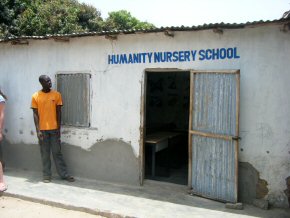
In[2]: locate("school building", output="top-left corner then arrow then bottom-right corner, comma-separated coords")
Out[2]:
0,17 -> 289,207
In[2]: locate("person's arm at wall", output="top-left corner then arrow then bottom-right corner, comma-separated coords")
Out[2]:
56,105 -> 62,131
56,91 -> 63,132
32,108 -> 42,140
0,103 -> 5,141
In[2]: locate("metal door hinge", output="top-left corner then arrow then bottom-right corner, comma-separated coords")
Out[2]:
232,136 -> 241,141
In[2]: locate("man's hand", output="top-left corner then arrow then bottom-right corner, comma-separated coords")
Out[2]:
37,131 -> 43,141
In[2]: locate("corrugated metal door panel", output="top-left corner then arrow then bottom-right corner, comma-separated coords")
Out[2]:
57,73 -> 90,127
191,136 -> 237,202
192,73 -> 237,135
189,70 -> 239,203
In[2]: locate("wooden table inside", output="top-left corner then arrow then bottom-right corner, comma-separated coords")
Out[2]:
145,131 -> 181,177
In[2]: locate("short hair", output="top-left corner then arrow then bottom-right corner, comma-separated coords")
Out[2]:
39,75 -> 49,83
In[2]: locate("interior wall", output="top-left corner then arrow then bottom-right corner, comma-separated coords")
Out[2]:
144,71 -> 189,185
146,71 -> 190,133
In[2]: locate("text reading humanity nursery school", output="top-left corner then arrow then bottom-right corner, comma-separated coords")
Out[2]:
108,47 -> 240,65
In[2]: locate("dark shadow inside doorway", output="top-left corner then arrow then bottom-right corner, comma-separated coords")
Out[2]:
145,71 -> 190,185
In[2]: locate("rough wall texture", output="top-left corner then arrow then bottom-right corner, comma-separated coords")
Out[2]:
239,162 -> 257,203
237,162 -> 290,207
2,139 -> 140,186
62,139 -> 140,185
239,162 -> 269,203
284,177 -> 290,208
3,141 -> 42,172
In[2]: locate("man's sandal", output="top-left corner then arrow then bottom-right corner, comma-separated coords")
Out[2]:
63,176 -> 75,182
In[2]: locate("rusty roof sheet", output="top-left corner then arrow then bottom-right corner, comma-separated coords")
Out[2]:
1,18 -> 289,43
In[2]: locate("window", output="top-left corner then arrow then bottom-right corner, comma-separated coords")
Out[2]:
56,73 -> 91,127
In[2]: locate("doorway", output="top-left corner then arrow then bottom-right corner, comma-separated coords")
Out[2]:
143,69 -> 240,203
144,70 -> 190,185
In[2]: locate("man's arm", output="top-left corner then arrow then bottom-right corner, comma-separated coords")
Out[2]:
32,108 -> 42,140
0,103 -> 5,141
56,105 -> 62,130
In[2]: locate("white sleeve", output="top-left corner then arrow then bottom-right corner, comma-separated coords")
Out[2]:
0,95 -> 5,103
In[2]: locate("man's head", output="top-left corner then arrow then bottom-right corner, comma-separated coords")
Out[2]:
39,75 -> 52,92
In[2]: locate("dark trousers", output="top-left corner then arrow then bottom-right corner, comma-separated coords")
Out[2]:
39,130 -> 69,179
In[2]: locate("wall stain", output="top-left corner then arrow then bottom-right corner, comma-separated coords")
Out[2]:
61,139 -> 139,185
256,122 -> 273,146
2,139 -> 139,185
96,138 -> 104,142
239,162 -> 269,204
284,176 -> 290,208
61,130 -> 71,134
256,178 -> 269,199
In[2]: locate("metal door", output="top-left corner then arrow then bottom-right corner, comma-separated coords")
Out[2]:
189,70 -> 240,203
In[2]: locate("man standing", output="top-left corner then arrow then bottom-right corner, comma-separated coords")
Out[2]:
31,75 -> 74,183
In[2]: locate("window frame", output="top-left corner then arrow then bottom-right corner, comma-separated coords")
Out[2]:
56,72 -> 91,128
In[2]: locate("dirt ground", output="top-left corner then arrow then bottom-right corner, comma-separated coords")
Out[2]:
0,196 -> 104,218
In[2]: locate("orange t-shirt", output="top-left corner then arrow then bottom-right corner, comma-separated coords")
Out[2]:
31,90 -> 63,130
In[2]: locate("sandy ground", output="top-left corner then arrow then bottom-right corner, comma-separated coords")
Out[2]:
0,196 -> 104,218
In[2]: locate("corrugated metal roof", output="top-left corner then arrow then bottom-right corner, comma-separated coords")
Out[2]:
1,17 -> 289,43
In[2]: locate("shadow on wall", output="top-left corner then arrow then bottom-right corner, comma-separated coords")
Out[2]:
62,139 -> 140,186
2,140 -> 42,172
285,176 -> 290,208
2,139 -> 140,186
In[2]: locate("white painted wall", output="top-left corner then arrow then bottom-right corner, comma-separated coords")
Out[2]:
0,22 -> 289,205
